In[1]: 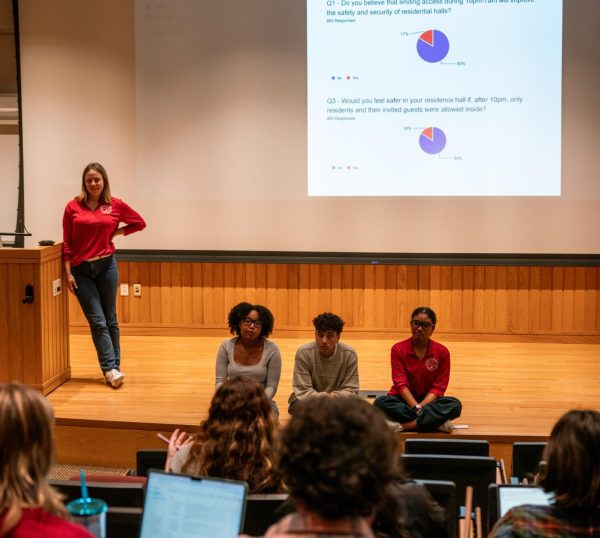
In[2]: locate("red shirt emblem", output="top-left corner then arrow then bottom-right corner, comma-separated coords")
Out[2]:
425,357 -> 439,371
100,205 -> 112,214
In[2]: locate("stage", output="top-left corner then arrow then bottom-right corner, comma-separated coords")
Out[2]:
49,333 -> 600,471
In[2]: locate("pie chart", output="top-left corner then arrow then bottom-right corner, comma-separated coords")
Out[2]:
417,30 -> 449,63
419,127 -> 446,155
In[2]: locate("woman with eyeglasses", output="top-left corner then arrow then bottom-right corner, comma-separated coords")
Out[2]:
374,307 -> 462,432
215,302 -> 282,417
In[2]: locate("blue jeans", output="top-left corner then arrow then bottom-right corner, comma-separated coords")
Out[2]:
72,255 -> 120,373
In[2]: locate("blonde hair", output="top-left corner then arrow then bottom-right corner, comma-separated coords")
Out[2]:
76,162 -> 112,205
0,384 -> 67,535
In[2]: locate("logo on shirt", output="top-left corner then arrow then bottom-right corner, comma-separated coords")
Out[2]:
425,357 -> 439,371
100,205 -> 112,214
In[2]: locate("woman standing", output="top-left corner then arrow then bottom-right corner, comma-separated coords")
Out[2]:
215,302 -> 282,417
62,163 -> 146,388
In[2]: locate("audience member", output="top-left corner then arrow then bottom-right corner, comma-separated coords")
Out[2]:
0,383 -> 93,537
490,409 -> 600,537
166,376 -> 281,493
261,397 -> 396,537
216,302 -> 282,417
374,307 -> 461,432
288,312 -> 359,414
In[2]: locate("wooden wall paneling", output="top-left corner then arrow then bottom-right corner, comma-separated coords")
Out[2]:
529,267 -> 541,332
551,267 -> 564,332
286,264 -> 300,327
383,266 -> 398,329
539,267 -> 553,332
506,266 -> 519,333
373,265 -> 386,329
561,267 -> 575,333
449,266 -> 462,330
362,265 -> 376,328
495,266 -> 508,332
572,267 -> 586,333
266,264 -> 279,316
428,266 -> 442,326
212,263 -> 226,324
330,264 -> 343,318
517,266 -> 531,333
63,260 -> 600,336
417,265 -> 431,311
461,266 -> 474,330
482,266 -> 498,332
352,265 -> 365,328
191,263 -> 203,324
255,263 -> 267,312
472,266 -> 485,331
584,267 -> 598,332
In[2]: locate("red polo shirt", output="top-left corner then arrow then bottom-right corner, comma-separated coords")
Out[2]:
387,337 -> 451,401
62,198 -> 146,267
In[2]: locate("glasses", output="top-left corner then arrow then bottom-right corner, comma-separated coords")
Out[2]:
241,317 -> 262,328
411,320 -> 433,329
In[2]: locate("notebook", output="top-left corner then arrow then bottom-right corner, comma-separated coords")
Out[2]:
497,485 -> 554,518
140,471 -> 247,538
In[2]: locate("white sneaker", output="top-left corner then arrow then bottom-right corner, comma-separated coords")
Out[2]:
105,369 -> 125,388
438,420 -> 453,433
386,419 -> 404,432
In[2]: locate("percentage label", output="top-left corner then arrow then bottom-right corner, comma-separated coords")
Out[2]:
403,126 -> 412,131
401,32 -> 409,37
456,61 -> 466,66
454,156 -> 463,160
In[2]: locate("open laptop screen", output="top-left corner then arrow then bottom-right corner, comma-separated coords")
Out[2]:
497,485 -> 554,518
141,471 -> 247,538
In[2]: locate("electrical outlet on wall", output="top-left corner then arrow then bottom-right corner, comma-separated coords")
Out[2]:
120,283 -> 129,296
52,279 -> 62,297
133,284 -> 142,297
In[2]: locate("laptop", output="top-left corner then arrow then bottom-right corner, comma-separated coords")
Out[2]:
497,484 -> 554,518
140,471 -> 247,538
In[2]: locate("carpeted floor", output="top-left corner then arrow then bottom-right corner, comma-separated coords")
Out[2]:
47,463 -> 132,480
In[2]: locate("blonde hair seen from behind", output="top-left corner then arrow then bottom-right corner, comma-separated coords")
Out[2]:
0,383 -> 67,535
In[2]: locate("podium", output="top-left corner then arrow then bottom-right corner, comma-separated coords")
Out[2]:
0,244 -> 70,393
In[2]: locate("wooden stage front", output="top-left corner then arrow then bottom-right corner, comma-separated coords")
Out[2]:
49,334 -> 600,472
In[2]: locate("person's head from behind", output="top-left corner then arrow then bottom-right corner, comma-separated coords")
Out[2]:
0,383 -> 65,532
277,397 -> 398,521
313,312 -> 345,358
541,409 -> 600,510
183,376 -> 278,492
227,302 -> 275,340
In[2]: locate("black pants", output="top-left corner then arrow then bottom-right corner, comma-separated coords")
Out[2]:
374,395 -> 462,432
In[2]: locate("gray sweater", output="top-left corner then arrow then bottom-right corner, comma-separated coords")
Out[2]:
288,341 -> 359,406
215,337 -> 282,400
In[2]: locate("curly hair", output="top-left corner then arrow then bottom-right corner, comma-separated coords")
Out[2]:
411,307 -> 437,326
227,302 -> 275,338
77,162 -> 112,205
312,312 -> 345,334
181,377 -> 280,493
540,409 -> 600,510
0,384 -> 67,535
277,397 -> 398,520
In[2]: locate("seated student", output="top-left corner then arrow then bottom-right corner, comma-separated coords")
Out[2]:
259,397 -> 397,537
0,383 -> 93,538
287,312 -> 359,414
489,409 -> 600,537
216,302 -> 282,417
374,307 -> 462,432
165,376 -> 281,493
